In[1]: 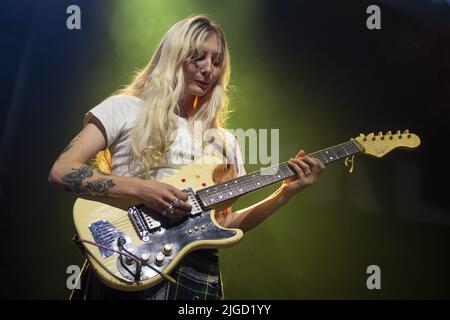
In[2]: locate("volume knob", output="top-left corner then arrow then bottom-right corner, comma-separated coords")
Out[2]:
125,256 -> 134,265
155,252 -> 165,266
162,244 -> 173,256
140,252 -> 150,263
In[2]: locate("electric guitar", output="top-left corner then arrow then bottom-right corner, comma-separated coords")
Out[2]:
73,130 -> 420,291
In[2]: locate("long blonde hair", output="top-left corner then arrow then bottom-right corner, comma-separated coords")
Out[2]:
116,15 -> 233,179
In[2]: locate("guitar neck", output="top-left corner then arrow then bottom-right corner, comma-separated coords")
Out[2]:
197,140 -> 362,209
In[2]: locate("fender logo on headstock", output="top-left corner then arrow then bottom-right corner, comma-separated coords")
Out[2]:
374,145 -> 389,155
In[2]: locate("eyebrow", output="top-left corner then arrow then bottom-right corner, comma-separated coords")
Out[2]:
195,46 -> 223,60
203,49 -> 219,56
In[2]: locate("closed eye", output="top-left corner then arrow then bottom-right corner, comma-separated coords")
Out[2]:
192,55 -> 205,62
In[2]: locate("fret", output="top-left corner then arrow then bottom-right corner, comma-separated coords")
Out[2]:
221,184 -> 231,199
216,186 -> 227,201
319,152 -> 328,164
237,185 -> 245,194
242,180 -> 251,193
333,145 -> 349,159
205,192 -> 215,205
207,189 -> 217,203
285,164 -> 295,176
231,178 -> 241,194
245,177 -> 254,192
237,176 -> 248,193
318,151 -> 330,164
238,178 -> 247,193
212,185 -> 222,199
343,141 -> 356,154
271,167 -> 284,180
259,172 -> 275,185
340,143 -> 350,156
280,164 -> 294,178
226,185 -> 237,198
206,195 -> 216,205
255,176 -> 264,189
197,190 -> 208,206
347,141 -> 359,153
323,149 -> 337,163
312,151 -> 323,164
248,173 -> 258,190
267,174 -> 277,183
329,147 -> 340,161
224,182 -> 239,197
200,194 -> 209,206
259,174 -> 272,186
249,179 -> 259,190
215,192 -> 224,203
348,140 -> 361,154
234,183 -> 245,195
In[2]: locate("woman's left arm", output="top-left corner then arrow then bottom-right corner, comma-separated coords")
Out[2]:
217,150 -> 325,232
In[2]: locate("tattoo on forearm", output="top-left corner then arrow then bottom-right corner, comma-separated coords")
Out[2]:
86,179 -> 116,196
61,165 -> 115,196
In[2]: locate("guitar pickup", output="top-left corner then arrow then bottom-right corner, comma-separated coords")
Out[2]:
182,187 -> 204,216
128,205 -> 161,241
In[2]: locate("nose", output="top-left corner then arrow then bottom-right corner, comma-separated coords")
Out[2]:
199,57 -> 213,77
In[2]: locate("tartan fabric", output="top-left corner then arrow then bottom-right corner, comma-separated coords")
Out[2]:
71,249 -> 223,300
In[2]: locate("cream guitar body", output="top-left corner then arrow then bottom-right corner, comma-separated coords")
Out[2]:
73,155 -> 243,292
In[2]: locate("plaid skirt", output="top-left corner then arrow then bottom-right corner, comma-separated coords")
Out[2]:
70,249 -> 223,300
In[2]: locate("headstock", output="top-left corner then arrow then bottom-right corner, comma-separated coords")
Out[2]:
353,130 -> 421,158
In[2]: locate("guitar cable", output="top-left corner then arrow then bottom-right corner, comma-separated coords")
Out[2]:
74,237 -> 177,284
73,237 -> 216,296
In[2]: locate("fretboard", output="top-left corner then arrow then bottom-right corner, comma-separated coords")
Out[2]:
196,140 -> 361,208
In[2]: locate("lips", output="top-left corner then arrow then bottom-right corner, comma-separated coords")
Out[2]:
194,79 -> 209,87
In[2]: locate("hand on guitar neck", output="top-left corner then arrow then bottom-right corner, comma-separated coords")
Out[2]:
282,149 -> 326,198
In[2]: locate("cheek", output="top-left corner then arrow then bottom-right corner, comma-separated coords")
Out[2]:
212,68 -> 221,82
183,63 -> 196,79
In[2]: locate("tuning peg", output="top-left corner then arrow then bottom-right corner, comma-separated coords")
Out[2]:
359,133 -> 367,141
378,131 -> 384,140
403,129 -> 411,138
396,130 -> 402,139
386,131 -> 392,135
367,132 -> 375,141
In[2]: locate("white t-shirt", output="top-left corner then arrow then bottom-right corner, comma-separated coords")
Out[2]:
85,95 -> 246,180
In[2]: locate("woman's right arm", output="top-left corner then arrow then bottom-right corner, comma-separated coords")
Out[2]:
48,121 -> 191,218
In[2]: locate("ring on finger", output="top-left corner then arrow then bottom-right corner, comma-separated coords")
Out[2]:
170,198 -> 181,208
167,203 -> 175,214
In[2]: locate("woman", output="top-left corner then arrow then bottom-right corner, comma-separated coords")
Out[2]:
48,15 -> 325,300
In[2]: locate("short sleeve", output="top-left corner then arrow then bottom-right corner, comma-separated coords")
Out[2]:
84,96 -> 127,147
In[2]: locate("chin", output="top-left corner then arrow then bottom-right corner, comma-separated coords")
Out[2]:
189,85 -> 208,97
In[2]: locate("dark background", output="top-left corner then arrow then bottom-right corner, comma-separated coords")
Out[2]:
0,0 -> 449,299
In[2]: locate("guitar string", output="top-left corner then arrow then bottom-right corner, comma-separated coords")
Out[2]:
101,136 -> 412,228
